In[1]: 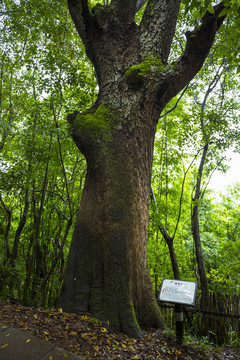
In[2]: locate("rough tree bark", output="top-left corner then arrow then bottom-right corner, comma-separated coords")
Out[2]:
59,0 -> 226,337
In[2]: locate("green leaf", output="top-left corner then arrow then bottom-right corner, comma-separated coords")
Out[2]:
219,7 -> 230,17
223,0 -> 231,6
208,5 -> 215,14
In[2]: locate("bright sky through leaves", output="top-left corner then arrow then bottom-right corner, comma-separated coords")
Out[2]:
209,151 -> 240,192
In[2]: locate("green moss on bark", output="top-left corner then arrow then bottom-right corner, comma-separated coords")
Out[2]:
74,104 -> 114,136
125,56 -> 166,78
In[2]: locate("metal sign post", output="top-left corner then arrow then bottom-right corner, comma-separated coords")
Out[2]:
158,279 -> 198,342
175,303 -> 184,342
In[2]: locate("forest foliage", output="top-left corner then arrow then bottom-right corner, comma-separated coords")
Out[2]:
0,0 -> 240,345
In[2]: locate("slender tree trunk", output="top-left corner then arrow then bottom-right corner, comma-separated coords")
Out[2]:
191,144 -> 209,299
0,194 -> 12,261
23,160 -> 49,304
151,187 -> 181,280
191,143 -> 211,336
191,62 -> 226,335
38,218 -> 72,307
10,189 -> 30,266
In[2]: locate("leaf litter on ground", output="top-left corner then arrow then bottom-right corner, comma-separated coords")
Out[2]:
0,301 -> 239,360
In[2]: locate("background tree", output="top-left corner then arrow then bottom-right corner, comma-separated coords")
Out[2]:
0,0 -> 95,305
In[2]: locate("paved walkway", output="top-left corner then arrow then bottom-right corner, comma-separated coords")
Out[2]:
0,322 -> 85,360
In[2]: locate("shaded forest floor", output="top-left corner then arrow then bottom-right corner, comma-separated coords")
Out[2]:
0,301 -> 239,359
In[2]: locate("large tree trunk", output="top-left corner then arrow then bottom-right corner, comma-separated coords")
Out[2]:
59,87 -> 164,336
59,0 -> 226,337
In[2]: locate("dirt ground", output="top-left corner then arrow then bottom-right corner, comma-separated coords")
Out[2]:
0,301 -> 239,359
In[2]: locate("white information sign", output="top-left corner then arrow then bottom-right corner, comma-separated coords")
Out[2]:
158,279 -> 197,306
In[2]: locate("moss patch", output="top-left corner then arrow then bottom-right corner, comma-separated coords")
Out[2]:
74,105 -> 117,141
75,105 -> 110,130
125,56 -> 166,79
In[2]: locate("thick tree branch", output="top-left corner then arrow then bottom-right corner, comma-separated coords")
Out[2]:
139,0 -> 181,63
158,2 -> 226,107
67,0 -> 91,46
